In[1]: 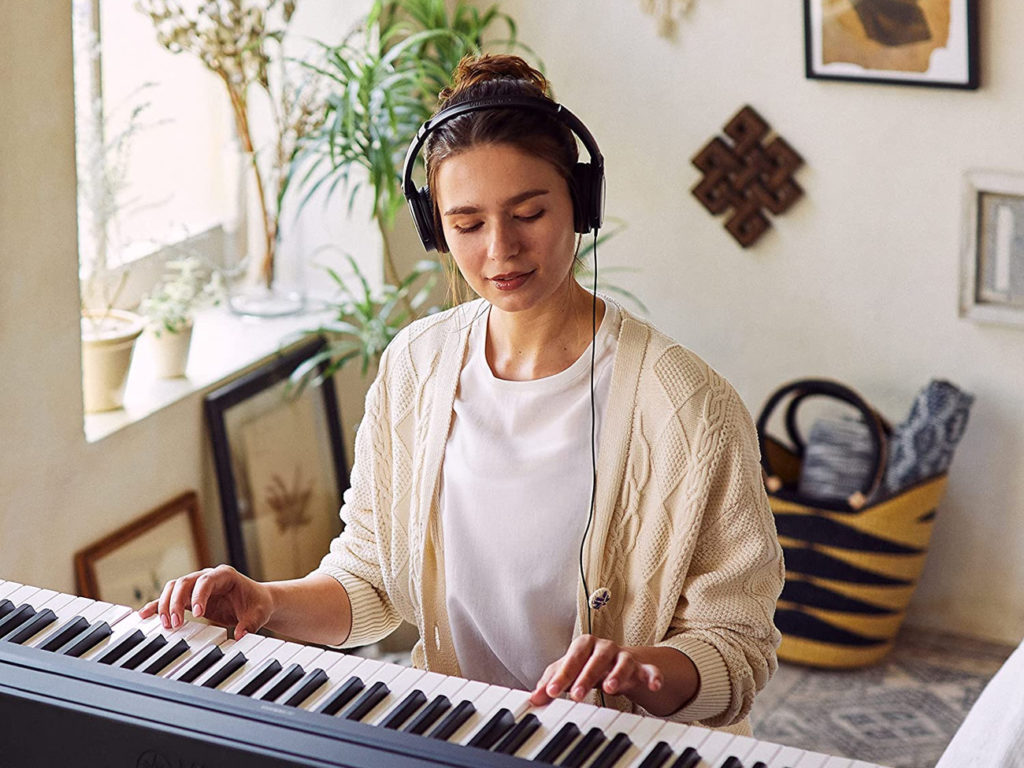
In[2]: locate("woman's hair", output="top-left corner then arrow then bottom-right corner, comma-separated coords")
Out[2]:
425,54 -> 580,260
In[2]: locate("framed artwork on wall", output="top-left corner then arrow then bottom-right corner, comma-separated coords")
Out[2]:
960,170 -> 1024,329
204,337 -> 349,581
74,491 -> 210,609
803,0 -> 979,89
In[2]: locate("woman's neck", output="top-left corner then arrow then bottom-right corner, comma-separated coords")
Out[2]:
485,281 -> 606,381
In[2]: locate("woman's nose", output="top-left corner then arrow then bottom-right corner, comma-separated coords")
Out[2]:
487,218 -> 519,260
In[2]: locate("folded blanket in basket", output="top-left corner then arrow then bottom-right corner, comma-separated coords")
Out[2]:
797,379 -> 973,503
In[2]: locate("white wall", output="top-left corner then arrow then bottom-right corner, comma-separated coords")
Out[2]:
494,0 -> 1024,644
0,1 -> 373,593
2,0 -> 1023,646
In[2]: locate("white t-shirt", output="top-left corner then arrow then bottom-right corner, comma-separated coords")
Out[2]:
439,298 -> 621,690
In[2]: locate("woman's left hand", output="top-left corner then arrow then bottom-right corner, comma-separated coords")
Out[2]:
530,634 -> 663,707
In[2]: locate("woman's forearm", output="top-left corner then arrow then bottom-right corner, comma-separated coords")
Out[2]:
263,573 -> 353,647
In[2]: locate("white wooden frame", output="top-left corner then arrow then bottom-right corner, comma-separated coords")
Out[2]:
960,170 -> 1024,329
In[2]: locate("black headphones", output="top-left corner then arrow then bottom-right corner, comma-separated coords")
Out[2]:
402,95 -> 606,252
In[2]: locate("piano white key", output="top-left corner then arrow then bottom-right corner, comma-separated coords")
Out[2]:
729,737 -> 782,765
604,714 -> 673,768
156,624 -> 228,678
357,666 -> 429,724
819,756 -> 857,768
549,703 -> 623,764
691,729 -> 745,767
432,680 -> 501,744
0,581 -> 22,600
517,698 -> 580,759
368,668 -> 458,728
792,750 -> 840,768
772,745 -> 819,767
2,590 -> 79,645
299,654 -> 388,713
219,636 -> 289,693
192,631 -> 275,689
3,584 -> 44,606
79,609 -> 158,661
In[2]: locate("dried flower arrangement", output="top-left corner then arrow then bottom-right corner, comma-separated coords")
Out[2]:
135,0 -> 327,293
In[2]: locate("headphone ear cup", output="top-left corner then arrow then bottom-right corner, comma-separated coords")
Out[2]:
409,186 -> 438,252
572,162 -> 603,234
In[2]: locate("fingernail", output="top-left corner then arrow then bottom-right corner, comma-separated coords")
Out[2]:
160,614 -> 170,629
192,603 -> 202,617
572,686 -> 585,700
171,613 -> 181,629
547,683 -> 560,696
606,677 -> 618,692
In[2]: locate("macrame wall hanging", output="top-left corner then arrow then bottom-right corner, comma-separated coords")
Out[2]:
639,0 -> 695,37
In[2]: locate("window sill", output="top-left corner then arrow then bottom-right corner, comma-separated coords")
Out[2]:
84,305 -> 332,443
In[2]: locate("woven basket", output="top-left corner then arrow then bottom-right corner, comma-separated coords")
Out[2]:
757,379 -> 948,668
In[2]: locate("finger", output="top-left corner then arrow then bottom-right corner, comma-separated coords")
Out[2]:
155,578 -> 178,629
530,662 -> 560,706
168,573 -> 201,629
191,566 -> 234,619
545,637 -> 595,698
138,598 -> 159,619
568,641 -> 618,701
603,652 -> 635,695
641,662 -> 663,692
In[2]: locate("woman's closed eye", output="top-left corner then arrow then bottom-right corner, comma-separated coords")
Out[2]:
451,220 -> 483,234
515,209 -> 545,222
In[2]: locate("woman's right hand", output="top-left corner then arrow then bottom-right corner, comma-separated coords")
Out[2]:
138,564 -> 273,640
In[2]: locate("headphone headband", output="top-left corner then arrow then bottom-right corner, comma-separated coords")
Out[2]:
402,94 -> 605,251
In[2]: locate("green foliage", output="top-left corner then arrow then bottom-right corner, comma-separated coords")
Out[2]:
139,256 -> 225,337
290,254 -> 441,392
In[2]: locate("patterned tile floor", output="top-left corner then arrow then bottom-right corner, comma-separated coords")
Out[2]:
749,627 -> 1017,768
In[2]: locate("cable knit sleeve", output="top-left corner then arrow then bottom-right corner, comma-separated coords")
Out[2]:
657,373 -> 784,727
315,345 -> 404,648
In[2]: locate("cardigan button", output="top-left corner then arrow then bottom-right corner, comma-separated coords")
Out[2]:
588,587 -> 611,611
434,625 -> 441,649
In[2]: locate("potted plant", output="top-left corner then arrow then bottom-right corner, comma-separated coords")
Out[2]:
136,0 -> 329,317
74,2 -> 154,412
290,0 -> 528,383
139,256 -> 225,378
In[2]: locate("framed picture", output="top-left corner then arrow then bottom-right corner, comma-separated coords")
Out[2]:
960,170 -> 1024,328
74,491 -> 211,609
803,0 -> 979,89
205,336 -> 349,581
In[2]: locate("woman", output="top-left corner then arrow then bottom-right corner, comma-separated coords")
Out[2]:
142,54 -> 783,734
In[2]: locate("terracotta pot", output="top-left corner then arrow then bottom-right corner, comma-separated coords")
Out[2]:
81,309 -> 144,413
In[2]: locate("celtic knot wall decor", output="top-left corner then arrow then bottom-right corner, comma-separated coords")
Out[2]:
691,105 -> 804,248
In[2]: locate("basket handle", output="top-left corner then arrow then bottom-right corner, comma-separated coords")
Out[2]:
756,378 -> 889,509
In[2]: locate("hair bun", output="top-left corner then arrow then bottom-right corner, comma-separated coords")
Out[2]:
438,54 -> 550,106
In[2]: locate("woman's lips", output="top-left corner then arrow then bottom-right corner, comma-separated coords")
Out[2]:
489,271 -> 533,291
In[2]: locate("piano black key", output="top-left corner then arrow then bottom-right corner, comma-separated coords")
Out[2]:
493,713 -> 540,755
669,746 -> 702,768
0,604 -> 37,636
258,662 -> 306,701
96,629 -> 146,665
378,689 -> 427,730
57,621 -> 112,657
0,599 -> 14,620
140,638 -> 191,675
314,676 -> 365,716
426,700 -> 475,741
3,608 -> 57,644
589,732 -> 633,768
38,616 -> 90,652
117,634 -> 168,671
558,726 -> 606,767
533,722 -> 581,765
282,668 -> 330,707
721,756 -> 744,768
466,708 -> 516,750
174,644 -> 224,683
201,651 -> 248,689
342,680 -> 390,721
234,658 -> 284,697
751,762 -> 768,768
402,694 -> 451,735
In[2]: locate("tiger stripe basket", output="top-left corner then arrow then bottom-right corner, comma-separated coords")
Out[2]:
756,379 -> 948,668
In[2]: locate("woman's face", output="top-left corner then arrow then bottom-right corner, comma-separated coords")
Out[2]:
435,142 -> 577,316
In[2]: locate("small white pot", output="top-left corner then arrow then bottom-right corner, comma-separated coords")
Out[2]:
148,322 -> 194,379
81,309 -> 145,413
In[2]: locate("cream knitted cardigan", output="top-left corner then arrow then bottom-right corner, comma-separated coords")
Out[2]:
317,299 -> 784,729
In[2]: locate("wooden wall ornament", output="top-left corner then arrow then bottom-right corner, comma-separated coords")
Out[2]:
691,105 -> 805,248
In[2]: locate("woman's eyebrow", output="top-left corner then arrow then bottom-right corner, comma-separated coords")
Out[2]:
442,188 -> 549,217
